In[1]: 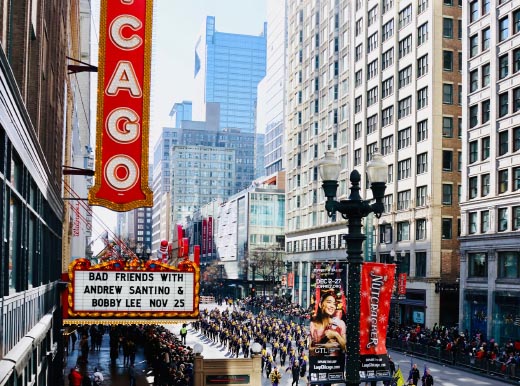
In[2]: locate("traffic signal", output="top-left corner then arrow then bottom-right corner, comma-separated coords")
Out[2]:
250,287 -> 256,297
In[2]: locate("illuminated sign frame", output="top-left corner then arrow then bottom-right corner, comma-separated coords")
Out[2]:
66,258 -> 200,320
89,0 -> 153,211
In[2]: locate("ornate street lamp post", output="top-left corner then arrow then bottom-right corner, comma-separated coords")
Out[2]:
319,149 -> 387,386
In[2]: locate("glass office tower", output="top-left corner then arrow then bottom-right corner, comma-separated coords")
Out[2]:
193,16 -> 267,134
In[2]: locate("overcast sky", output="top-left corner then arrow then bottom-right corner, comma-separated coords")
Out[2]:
90,0 -> 267,253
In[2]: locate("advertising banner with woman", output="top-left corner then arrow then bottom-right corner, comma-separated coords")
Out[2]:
308,261 -> 347,384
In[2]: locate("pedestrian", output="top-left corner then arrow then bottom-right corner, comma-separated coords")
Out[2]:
384,356 -> 396,386
269,366 -> 282,386
421,369 -> 434,386
92,367 -> 104,386
408,364 -> 420,386
128,364 -> 137,386
79,334 -> 89,363
71,330 -> 78,352
286,360 -> 300,386
180,323 -> 188,345
68,367 -> 83,386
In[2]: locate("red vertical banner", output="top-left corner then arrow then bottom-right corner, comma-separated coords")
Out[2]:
398,273 -> 407,297
202,218 -> 208,255
89,0 -> 153,211
177,225 -> 184,258
194,245 -> 200,266
207,216 -> 213,256
359,262 -> 395,382
287,272 -> 294,288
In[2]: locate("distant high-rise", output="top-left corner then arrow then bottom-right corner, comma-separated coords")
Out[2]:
257,0 -> 287,175
459,0 -> 520,344
193,16 -> 267,134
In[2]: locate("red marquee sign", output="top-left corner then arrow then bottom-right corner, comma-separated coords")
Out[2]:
89,0 -> 153,211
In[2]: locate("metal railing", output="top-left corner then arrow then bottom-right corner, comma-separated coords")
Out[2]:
387,338 -> 519,383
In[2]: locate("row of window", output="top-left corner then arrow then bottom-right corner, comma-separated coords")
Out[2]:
469,127 -> 520,163
354,119 -> 432,150
469,87 -> 520,128
468,251 -> 520,279
469,8 -> 520,58
468,166 -> 520,199
468,206 -> 520,236
380,218 -> 456,242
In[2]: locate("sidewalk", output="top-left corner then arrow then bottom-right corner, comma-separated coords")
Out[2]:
63,330 -> 150,386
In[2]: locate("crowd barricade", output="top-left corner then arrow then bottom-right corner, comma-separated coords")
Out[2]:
200,296 -> 215,304
386,338 -> 519,383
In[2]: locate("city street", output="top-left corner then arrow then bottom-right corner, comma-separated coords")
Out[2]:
176,303 -> 514,386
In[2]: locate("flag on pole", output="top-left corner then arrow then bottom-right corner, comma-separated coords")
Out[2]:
393,367 -> 406,386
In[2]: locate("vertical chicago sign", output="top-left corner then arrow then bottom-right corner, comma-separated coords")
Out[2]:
89,0 -> 153,211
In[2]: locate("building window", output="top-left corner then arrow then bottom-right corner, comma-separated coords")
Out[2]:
481,210 -> 490,233
499,131 -> 509,156
469,253 -> 487,277
514,206 -> 520,230
387,164 -> 393,183
442,150 -> 453,171
482,63 -> 490,86
481,99 -> 490,123
397,158 -> 411,180
418,22 -> 429,45
398,35 -> 412,58
442,184 -> 453,205
514,48 -> 520,73
367,87 -> 378,107
354,122 -> 362,140
443,84 -> 453,104
382,48 -> 394,70
514,127 -> 520,152
498,207 -> 508,231
443,117 -> 453,137
443,18 -> 453,38
398,66 -> 412,88
482,136 -> 490,159
397,190 -> 411,210
469,176 -> 478,199
442,218 -> 452,239
415,252 -> 426,277
469,1 -> 479,23
398,127 -> 411,149
382,19 -> 394,41
398,5 -> 412,29
499,17 -> 509,42
481,173 -> 490,196
470,35 -> 478,57
397,221 -> 410,241
366,142 -> 378,161
355,44 -> 363,62
417,54 -> 428,78
354,96 -> 362,113
367,5 -> 378,26
382,106 -> 393,127
498,169 -> 509,193
416,186 -> 427,207
498,252 -> 520,278
366,60 -> 378,80
417,152 -> 428,174
383,194 -> 393,213
382,77 -> 394,99
398,97 -> 411,119
468,212 -> 478,234
514,87 -> 520,113
469,69 -> 478,92
469,141 -> 478,163
418,0 -> 428,14
469,105 -> 478,128
379,223 -> 393,243
417,120 -> 428,142
499,55 -> 509,80
515,9 -> 520,34
514,167 -> 520,191
367,33 -> 378,54
481,27 -> 490,51
417,87 -> 428,109
354,148 -> 361,166
383,0 -> 394,14
381,135 -> 393,156
355,70 -> 362,88
367,114 -> 378,134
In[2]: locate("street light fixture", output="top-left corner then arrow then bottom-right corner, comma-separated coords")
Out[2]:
319,149 -> 387,386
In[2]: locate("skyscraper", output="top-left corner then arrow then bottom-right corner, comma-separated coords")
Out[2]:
284,0 -> 462,327
459,0 -> 520,343
257,0 -> 288,176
